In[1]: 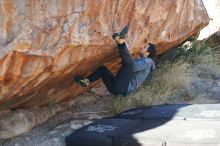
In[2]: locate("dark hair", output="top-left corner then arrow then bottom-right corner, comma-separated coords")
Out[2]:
147,43 -> 157,58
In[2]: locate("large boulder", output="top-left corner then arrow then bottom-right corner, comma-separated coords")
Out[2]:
0,0 -> 209,110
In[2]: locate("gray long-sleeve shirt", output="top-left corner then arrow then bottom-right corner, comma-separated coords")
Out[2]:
126,57 -> 155,95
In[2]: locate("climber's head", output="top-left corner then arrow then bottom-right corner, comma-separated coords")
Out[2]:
146,43 -> 157,58
140,43 -> 157,58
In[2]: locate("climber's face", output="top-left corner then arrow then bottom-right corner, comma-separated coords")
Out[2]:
140,44 -> 150,57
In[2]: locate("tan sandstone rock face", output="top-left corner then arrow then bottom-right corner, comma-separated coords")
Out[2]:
0,0 -> 209,110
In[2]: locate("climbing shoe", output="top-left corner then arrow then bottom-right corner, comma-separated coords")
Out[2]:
75,76 -> 90,87
112,25 -> 129,43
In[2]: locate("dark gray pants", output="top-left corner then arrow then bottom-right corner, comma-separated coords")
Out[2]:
88,43 -> 134,95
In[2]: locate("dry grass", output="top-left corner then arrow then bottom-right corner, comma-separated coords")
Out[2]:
112,33 -> 220,113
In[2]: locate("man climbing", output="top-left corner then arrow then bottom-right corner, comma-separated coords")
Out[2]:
75,26 -> 156,96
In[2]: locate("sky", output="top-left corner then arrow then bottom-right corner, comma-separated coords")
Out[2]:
199,0 -> 220,39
